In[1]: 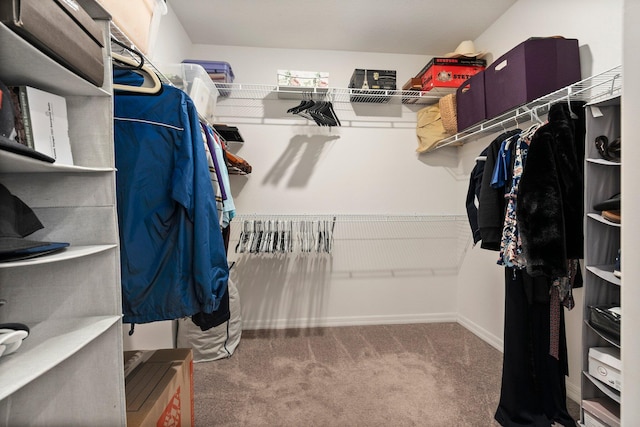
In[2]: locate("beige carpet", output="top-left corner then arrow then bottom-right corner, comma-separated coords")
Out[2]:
193,322 -> 579,426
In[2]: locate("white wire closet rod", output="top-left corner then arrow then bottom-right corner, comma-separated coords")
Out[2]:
433,65 -> 622,150
233,214 -> 467,222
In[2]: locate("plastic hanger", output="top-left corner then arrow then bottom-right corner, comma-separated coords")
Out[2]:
566,98 -> 579,119
112,52 -> 162,94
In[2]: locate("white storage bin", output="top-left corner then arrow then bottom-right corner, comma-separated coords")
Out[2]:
588,347 -> 621,392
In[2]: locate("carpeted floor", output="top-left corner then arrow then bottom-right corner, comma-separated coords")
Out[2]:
193,322 -> 580,426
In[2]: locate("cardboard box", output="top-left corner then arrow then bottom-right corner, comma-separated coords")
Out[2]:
418,57 -> 485,92
124,349 -> 194,427
582,398 -> 620,427
0,0 -> 105,87
483,37 -> 581,118
588,346 -> 621,392
456,71 -> 487,131
98,0 -> 166,55
276,70 -> 329,88
402,77 -> 422,91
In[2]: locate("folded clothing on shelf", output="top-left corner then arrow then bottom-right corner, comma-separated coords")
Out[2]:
0,183 -> 69,262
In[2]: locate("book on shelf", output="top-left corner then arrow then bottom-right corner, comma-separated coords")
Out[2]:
9,86 -> 74,165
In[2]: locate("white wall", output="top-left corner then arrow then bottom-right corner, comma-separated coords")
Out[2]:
456,0 -> 623,403
190,44 -> 466,328
149,0 -> 627,404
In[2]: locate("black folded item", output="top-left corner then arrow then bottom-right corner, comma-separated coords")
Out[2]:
594,193 -> 620,211
589,305 -> 621,342
0,137 -> 56,163
0,183 -> 69,262
213,124 -> 244,142
594,135 -> 621,162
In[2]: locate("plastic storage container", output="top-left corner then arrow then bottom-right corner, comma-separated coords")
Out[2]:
182,60 -> 235,96
160,63 -> 220,123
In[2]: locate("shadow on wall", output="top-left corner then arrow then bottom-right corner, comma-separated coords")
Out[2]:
232,253 -> 332,329
262,134 -> 340,188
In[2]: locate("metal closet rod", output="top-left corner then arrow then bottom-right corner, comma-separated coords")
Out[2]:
233,214 -> 467,222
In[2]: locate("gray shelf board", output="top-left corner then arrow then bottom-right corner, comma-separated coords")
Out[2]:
0,23 -> 109,98
582,371 -> 621,404
0,315 -> 121,400
586,265 -> 621,286
0,150 -> 114,173
0,245 -> 117,269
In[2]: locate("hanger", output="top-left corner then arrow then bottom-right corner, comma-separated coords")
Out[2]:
566,98 -> 579,119
112,52 -> 162,94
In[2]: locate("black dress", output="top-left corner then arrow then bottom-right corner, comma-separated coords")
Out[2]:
494,268 -> 575,427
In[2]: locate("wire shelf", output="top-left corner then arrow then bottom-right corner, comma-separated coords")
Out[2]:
214,83 -> 455,105
432,65 -> 622,150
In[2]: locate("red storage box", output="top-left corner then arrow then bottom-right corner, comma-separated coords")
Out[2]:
456,71 -> 487,131
182,60 -> 235,96
418,57 -> 485,91
484,37 -> 581,118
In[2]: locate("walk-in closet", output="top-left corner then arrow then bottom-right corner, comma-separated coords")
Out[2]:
0,0 -> 638,425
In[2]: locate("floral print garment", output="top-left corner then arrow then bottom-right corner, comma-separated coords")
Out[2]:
498,138 -> 528,269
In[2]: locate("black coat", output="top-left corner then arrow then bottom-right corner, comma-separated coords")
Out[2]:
517,102 -> 585,278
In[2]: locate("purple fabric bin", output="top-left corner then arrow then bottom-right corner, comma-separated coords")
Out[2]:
456,71 -> 486,131
484,38 -> 581,119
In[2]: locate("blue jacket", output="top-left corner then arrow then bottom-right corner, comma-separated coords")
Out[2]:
114,69 -> 229,324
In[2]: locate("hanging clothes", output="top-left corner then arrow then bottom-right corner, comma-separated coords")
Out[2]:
516,102 -> 585,278
465,148 -> 487,245
487,102 -> 586,427
497,137 -> 528,269
494,268 -> 575,427
113,68 -> 229,324
203,124 -> 236,227
477,129 -> 521,250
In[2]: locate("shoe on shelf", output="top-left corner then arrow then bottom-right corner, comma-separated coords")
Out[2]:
614,249 -> 621,279
593,193 -> 620,211
602,210 -> 621,224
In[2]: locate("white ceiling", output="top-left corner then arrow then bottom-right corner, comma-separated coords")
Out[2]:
167,0 -> 516,55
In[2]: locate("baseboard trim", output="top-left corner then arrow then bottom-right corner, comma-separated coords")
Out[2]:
456,314 -> 504,353
242,312 -> 458,330
565,380 -> 581,405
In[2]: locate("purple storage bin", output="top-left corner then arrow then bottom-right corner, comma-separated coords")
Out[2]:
456,71 -> 486,131
484,38 -> 581,119
182,59 -> 235,96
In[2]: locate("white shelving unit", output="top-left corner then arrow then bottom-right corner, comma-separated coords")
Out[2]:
580,95 -> 622,424
0,2 -> 126,424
